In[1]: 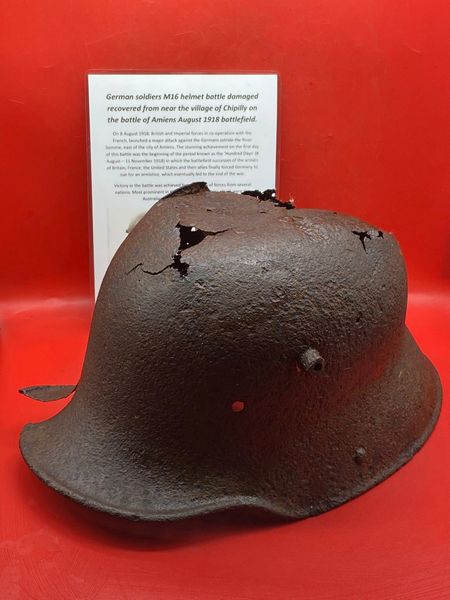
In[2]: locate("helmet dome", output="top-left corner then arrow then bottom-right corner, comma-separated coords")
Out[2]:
20,184 -> 442,521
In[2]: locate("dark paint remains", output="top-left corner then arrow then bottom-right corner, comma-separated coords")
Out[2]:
19,183 -> 442,522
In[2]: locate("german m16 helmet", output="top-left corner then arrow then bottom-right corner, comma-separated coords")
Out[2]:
20,183 -> 442,521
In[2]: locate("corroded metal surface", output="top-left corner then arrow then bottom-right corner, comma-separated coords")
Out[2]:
20,184 -> 442,521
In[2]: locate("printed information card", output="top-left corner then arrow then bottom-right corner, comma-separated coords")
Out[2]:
88,73 -> 278,295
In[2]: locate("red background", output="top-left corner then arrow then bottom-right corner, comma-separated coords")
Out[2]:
1,1 -> 449,598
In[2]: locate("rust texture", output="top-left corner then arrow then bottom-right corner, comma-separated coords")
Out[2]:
19,184 -> 442,521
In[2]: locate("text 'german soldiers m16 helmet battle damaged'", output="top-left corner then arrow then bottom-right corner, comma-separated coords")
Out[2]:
19,183 -> 442,522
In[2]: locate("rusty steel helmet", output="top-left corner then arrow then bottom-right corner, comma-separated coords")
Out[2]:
20,183 -> 442,521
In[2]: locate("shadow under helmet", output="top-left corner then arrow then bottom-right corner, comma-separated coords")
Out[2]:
19,183 -> 442,521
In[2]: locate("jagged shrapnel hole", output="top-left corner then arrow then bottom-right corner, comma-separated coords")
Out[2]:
131,222 -> 226,277
171,223 -> 227,277
177,224 -> 207,250
352,229 -> 384,252
241,189 -> 295,210
171,223 -> 204,277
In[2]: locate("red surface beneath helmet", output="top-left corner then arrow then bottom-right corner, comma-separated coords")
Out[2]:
1,0 -> 450,598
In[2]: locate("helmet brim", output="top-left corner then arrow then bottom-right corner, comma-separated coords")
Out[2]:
19,331 -> 442,522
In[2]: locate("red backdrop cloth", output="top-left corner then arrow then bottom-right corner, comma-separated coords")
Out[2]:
1,0 -> 449,598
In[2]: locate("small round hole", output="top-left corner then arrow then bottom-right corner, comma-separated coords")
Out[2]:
313,361 -> 323,371
231,401 -> 245,413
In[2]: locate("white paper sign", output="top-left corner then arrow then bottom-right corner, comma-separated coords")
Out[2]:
88,73 -> 278,295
